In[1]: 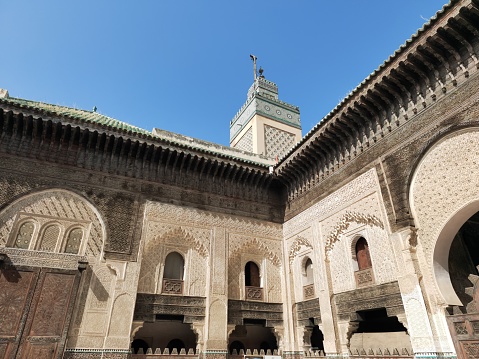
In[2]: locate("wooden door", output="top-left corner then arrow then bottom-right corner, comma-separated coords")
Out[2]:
0,265 -> 82,359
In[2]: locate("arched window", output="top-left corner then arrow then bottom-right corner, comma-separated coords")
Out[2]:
162,252 -> 185,295
245,261 -> 260,287
304,258 -> 314,285
38,224 -> 61,251
164,252 -> 185,280
355,237 -> 372,270
64,228 -> 83,254
13,221 -> 35,249
303,257 -> 315,299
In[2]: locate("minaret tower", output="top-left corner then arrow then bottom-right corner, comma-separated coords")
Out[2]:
230,56 -> 302,160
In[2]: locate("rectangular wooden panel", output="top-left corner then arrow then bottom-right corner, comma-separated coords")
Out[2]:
0,267 -> 39,359
16,268 -> 81,359
28,272 -> 75,337
0,269 -> 36,337
22,342 -> 57,359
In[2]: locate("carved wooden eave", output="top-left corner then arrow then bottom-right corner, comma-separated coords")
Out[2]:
275,0 -> 479,201
0,107 -> 282,204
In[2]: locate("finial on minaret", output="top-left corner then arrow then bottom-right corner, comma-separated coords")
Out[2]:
259,66 -> 264,78
250,54 -> 257,80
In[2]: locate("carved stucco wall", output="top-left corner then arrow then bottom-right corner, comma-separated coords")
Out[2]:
324,194 -> 394,294
67,258 -> 140,350
287,229 -> 320,304
228,233 -> 283,302
138,223 -> 210,297
284,168 -> 394,353
283,169 -> 379,239
0,189 -> 140,351
284,169 -> 393,294
142,202 -> 283,303
0,189 -> 105,259
410,128 -> 479,351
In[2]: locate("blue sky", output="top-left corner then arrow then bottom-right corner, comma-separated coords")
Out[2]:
1,1 -> 446,146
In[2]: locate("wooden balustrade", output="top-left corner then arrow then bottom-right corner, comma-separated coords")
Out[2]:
245,286 -> 264,301
303,283 -> 315,299
162,279 -> 184,295
354,267 -> 375,287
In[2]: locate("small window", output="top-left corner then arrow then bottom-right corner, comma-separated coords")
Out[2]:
38,224 -> 60,251
245,261 -> 260,287
355,237 -> 372,270
14,221 -> 35,249
304,258 -> 314,285
64,228 -> 83,254
164,252 -> 185,280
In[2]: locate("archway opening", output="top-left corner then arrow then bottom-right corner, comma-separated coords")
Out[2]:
349,308 -> 411,352
433,202 -> 479,305
131,339 -> 149,354
448,211 -> 479,308
164,252 -> 184,280
228,322 -> 278,354
131,317 -> 196,354
229,340 -> 245,355
304,258 -> 314,285
310,325 -> 324,351
167,338 -> 185,352
162,252 -> 185,295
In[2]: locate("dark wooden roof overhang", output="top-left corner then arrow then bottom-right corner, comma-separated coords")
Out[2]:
0,108 -> 280,199
275,0 -> 479,201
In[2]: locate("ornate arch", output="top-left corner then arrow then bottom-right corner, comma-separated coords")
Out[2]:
0,188 -> 105,257
148,227 -> 208,258
410,128 -> 479,305
325,211 -> 383,257
288,236 -> 313,265
139,226 -> 208,294
230,237 -> 281,267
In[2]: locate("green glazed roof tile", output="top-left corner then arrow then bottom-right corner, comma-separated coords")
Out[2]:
0,95 -> 273,168
0,97 -> 151,136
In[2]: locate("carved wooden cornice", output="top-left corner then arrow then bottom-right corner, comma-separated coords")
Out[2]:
0,110 -> 283,204
275,0 -> 479,201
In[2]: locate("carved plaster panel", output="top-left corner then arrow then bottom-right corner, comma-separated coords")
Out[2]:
228,234 -> 282,302
322,193 -> 395,293
288,235 -> 313,265
0,189 -> 105,259
145,201 -> 282,238
410,129 -> 479,305
229,234 -> 282,267
138,223 -> 209,296
283,168 -> 378,238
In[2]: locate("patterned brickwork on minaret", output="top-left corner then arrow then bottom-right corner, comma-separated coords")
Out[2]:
230,73 -> 302,160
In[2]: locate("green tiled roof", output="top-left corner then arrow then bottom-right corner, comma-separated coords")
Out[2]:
0,95 -> 274,167
0,96 -> 151,136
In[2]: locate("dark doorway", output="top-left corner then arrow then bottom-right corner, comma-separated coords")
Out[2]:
448,211 -> 479,307
310,325 -> 324,350
355,308 -> 406,333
